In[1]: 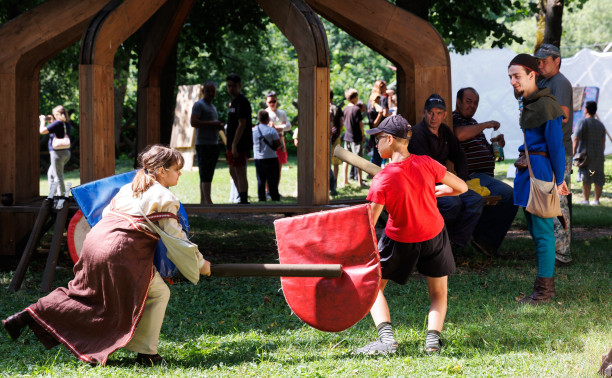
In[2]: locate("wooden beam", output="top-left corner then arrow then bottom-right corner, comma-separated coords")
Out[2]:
305,0 -> 452,127
257,0 -> 331,206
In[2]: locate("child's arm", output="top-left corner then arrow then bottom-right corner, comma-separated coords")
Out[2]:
369,202 -> 385,226
435,171 -> 468,197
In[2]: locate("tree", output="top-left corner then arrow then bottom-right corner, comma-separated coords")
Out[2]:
535,0 -> 588,51
395,0 -> 527,54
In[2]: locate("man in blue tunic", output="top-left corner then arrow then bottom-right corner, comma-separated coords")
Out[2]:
508,54 -> 569,304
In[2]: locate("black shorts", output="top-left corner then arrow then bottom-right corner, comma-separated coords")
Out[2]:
378,226 -> 455,284
196,145 -> 220,182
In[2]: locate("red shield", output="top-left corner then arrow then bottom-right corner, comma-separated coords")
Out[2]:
274,204 -> 381,332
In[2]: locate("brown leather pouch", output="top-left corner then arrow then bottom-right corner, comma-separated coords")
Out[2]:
514,152 -> 527,169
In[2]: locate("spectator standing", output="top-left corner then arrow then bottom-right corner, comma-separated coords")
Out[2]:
367,80 -> 389,167
252,110 -> 281,202
573,101 -> 607,205
508,54 -> 569,304
342,88 -> 365,187
225,74 -> 253,204
534,43 -> 573,264
190,82 -> 224,204
39,105 -> 72,196
330,90 -> 344,183
265,91 -> 291,191
409,94 -> 484,252
453,87 -> 518,255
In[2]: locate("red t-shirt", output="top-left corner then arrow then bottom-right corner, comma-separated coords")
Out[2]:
367,154 -> 447,243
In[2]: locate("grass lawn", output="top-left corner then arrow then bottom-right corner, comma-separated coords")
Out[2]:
2,153 -> 609,376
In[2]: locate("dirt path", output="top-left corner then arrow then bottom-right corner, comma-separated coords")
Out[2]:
506,227 -> 612,240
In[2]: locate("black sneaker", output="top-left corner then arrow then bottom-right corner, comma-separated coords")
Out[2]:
135,353 -> 164,366
353,338 -> 398,355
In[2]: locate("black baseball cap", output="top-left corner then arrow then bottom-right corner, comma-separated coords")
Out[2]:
366,115 -> 411,138
508,53 -> 539,73
425,94 -> 446,111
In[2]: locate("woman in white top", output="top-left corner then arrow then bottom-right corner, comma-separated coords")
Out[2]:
2,145 -> 211,366
265,91 -> 291,187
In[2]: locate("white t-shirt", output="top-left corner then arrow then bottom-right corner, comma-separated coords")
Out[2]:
266,108 -> 291,132
252,123 -> 280,159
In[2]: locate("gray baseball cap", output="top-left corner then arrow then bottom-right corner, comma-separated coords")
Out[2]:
534,43 -> 561,59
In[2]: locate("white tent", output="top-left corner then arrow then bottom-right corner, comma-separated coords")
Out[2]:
449,48 -> 612,158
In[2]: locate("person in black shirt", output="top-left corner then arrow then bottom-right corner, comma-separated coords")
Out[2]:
225,74 -> 253,204
409,94 -> 484,251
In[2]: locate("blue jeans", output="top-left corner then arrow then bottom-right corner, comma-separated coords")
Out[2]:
524,210 -> 555,278
437,189 -> 484,247
470,173 -> 518,251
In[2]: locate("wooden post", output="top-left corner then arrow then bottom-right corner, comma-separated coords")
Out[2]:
79,0 -> 169,183
0,0 -> 108,256
257,0 -> 331,206
137,0 -> 196,152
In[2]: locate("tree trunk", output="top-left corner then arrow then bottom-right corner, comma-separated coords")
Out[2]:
535,0 -> 564,51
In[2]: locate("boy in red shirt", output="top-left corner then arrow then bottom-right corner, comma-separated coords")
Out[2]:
355,115 -> 467,355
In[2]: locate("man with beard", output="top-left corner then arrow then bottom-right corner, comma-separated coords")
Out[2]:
535,43 -> 573,265
453,87 -> 518,256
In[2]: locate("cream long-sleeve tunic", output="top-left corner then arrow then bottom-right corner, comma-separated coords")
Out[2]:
27,181 -> 203,365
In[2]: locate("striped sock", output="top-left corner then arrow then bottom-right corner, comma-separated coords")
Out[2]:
425,330 -> 441,350
376,322 -> 395,344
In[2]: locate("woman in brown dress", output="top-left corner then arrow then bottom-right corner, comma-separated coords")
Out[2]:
2,145 -> 211,366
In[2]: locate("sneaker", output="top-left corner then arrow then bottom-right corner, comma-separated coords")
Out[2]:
425,339 -> 444,354
579,200 -> 589,204
590,200 -> 600,206
354,338 -> 398,355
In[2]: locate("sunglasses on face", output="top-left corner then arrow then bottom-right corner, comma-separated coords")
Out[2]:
267,100 -> 277,104
375,134 -> 392,144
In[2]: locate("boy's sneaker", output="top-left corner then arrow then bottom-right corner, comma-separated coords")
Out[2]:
425,338 -> 443,354
354,338 -> 398,355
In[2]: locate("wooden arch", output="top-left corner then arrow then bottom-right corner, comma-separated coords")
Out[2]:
305,0 -> 452,126
256,0 -> 330,205
78,0 -> 175,183
0,0 -> 451,255
0,0 -> 108,255
86,0 -> 331,205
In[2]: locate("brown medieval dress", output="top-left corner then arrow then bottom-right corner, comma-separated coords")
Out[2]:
25,183 -> 195,365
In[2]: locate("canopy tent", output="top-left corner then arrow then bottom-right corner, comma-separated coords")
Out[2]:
450,48 -> 612,158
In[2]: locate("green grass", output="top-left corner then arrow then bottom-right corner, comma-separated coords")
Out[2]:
1,224 -> 610,376
7,153 -> 609,376
40,154 -> 371,203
